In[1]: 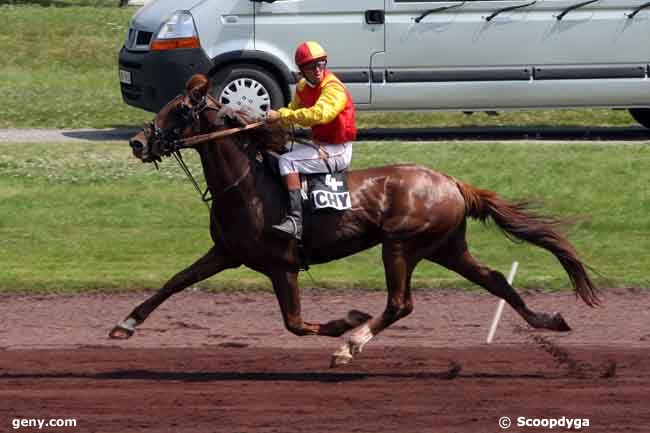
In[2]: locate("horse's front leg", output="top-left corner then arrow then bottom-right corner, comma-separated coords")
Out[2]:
109,245 -> 241,339
269,271 -> 372,337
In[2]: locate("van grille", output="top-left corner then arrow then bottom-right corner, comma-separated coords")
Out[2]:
125,27 -> 153,50
137,31 -> 153,46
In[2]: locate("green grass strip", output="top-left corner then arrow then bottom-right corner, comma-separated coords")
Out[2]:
1,140 -> 648,293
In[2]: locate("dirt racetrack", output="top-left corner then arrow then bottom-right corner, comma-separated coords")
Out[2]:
1,288 -> 649,433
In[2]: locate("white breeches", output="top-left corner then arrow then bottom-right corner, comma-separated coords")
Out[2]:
278,142 -> 352,176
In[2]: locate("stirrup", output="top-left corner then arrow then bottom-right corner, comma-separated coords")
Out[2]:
272,216 -> 302,240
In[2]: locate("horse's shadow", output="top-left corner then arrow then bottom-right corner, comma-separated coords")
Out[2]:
0,368 -> 549,383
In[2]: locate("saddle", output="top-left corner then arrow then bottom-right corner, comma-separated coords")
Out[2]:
262,151 -> 351,212
261,150 -> 350,271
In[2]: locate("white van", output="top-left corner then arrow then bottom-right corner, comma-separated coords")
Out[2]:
119,0 -> 650,128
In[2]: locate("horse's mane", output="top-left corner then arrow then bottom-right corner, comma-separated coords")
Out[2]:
231,108 -> 289,155
162,94 -> 289,155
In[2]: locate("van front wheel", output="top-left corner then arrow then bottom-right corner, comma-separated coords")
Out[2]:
628,108 -> 650,129
211,65 -> 285,116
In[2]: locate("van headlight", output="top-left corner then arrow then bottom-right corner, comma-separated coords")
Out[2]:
151,12 -> 200,51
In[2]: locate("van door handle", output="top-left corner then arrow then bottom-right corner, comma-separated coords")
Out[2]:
627,1 -> 650,19
365,10 -> 385,24
555,0 -> 599,20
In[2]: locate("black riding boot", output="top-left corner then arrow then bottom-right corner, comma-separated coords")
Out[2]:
272,189 -> 303,240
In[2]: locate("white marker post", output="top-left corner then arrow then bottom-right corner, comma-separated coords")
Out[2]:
486,261 -> 519,344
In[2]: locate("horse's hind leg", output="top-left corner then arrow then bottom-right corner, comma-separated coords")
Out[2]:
429,238 -> 570,332
331,240 -> 417,367
109,245 -> 241,339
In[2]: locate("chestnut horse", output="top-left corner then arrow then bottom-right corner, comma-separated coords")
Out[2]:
109,96 -> 599,367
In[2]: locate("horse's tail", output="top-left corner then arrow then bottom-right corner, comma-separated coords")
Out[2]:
454,179 -> 599,307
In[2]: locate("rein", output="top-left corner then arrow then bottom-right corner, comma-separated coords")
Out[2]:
176,121 -> 265,148
172,151 -> 211,210
169,121 -> 263,209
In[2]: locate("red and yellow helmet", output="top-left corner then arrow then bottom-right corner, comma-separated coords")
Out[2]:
294,41 -> 328,68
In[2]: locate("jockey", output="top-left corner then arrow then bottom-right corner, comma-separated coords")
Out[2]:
266,41 -> 357,240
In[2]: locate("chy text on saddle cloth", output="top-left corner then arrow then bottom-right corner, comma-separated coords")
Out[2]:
306,173 -> 351,211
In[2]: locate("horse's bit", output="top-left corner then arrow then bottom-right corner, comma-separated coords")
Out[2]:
145,121 -> 181,158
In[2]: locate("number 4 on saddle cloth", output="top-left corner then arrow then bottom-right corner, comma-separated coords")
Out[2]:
260,150 -> 351,212
294,171 -> 351,271
302,173 -> 351,211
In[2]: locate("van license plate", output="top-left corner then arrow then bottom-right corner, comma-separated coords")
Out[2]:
119,69 -> 132,85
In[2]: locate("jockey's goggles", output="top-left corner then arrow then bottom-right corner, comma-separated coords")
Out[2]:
302,60 -> 327,72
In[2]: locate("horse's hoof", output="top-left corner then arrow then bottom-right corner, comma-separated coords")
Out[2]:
330,344 -> 353,368
551,313 -> 571,332
109,325 -> 134,339
330,353 -> 353,368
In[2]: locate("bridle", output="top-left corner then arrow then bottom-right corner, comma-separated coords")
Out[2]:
143,104 -> 265,208
177,95 -> 211,132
